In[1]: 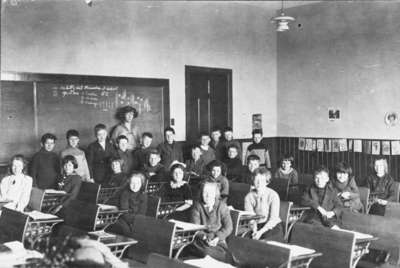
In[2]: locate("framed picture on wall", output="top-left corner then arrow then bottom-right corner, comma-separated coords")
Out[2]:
385,112 -> 398,126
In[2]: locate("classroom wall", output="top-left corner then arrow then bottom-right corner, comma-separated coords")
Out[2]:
277,1 -> 400,139
1,0 -> 278,140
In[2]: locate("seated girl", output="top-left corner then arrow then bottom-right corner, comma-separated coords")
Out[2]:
188,181 -> 235,264
104,157 -> 129,205
366,157 -> 397,216
223,144 -> 243,181
331,162 -> 363,213
107,172 -> 147,236
301,166 -> 343,227
159,163 -> 193,219
0,155 -> 32,212
273,154 -> 298,185
244,167 -> 283,241
208,160 -> 229,200
53,155 -> 83,216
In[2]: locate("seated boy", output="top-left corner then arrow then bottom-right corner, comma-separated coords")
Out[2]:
221,127 -> 241,161
185,144 -> 206,178
239,155 -> 260,185
199,132 -> 216,165
30,133 -> 60,189
224,144 -> 243,181
157,126 -> 183,169
132,132 -> 154,171
141,149 -> 167,182
207,160 -> 229,199
301,166 -> 343,227
188,181 -> 235,264
116,135 -> 134,175
244,167 -> 283,241
245,129 -> 271,169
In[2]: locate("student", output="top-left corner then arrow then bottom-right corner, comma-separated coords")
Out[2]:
209,127 -> 225,161
111,106 -> 140,151
30,133 -> 60,189
141,149 -> 167,182
331,162 -> 363,213
107,157 -> 128,188
239,155 -> 261,185
0,155 -> 32,212
189,181 -> 235,264
107,173 -> 147,236
366,157 -> 397,216
53,155 -> 82,215
185,144 -> 206,177
223,144 -> 243,181
132,132 -> 154,170
61,129 -> 91,182
208,160 -> 229,199
86,124 -> 117,185
221,127 -> 241,161
116,135 -> 134,175
301,166 -> 343,227
245,129 -> 271,169
157,126 -> 183,169
159,163 -> 193,212
199,132 -> 216,165
273,154 -> 298,185
244,167 -> 283,241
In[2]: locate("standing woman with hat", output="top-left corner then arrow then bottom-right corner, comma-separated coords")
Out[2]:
111,106 -> 140,151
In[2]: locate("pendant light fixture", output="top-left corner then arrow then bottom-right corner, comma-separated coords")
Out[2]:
271,0 -> 295,32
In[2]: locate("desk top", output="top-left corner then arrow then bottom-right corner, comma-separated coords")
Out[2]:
88,231 -> 138,246
290,206 -> 311,212
169,220 -> 206,232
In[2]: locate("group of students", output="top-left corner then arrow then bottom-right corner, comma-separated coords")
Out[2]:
0,105 -> 398,266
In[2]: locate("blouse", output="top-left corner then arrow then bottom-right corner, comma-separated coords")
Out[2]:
0,174 -> 32,212
244,187 -> 281,229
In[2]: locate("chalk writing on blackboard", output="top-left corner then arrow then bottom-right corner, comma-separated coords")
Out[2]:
50,84 -> 152,114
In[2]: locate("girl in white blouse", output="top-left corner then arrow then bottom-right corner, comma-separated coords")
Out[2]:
0,155 -> 32,212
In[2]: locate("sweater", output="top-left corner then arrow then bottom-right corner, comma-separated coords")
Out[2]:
190,200 -> 233,241
331,176 -> 363,212
245,142 -> 271,169
274,168 -> 299,185
30,148 -> 60,189
366,173 -> 397,202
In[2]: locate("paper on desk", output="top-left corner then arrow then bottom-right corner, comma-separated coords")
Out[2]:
227,206 -> 255,216
184,255 -> 236,268
169,219 -> 205,230
0,241 -> 43,267
44,189 -> 67,194
25,210 -> 59,220
88,230 -> 117,239
331,226 -> 373,239
98,204 -> 118,211
266,241 -> 316,256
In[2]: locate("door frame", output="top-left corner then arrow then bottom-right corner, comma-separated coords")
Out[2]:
185,65 -> 233,140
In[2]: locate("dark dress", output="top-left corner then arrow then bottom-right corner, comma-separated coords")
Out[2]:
30,148 -> 60,189
221,139 -> 242,162
86,140 -> 117,185
141,163 -> 168,182
107,188 -> 148,236
117,149 -> 134,175
159,182 -> 192,203
366,173 -> 397,215
301,182 -> 343,227
132,147 -> 153,171
57,174 -> 82,217
238,167 -> 253,185
224,157 -> 243,181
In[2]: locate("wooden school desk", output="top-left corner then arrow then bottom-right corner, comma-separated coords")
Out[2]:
28,188 -> 68,213
157,201 -> 186,219
145,181 -> 167,195
229,209 -> 264,237
168,219 -> 206,259
88,230 -> 138,258
228,235 -> 321,268
24,211 -> 63,247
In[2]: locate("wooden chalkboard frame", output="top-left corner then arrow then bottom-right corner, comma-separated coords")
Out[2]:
0,71 -> 170,165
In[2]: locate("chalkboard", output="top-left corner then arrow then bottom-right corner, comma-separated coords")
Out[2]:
0,81 -> 36,163
37,82 -> 166,148
0,73 -> 170,164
